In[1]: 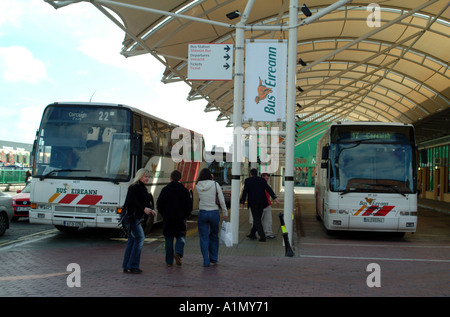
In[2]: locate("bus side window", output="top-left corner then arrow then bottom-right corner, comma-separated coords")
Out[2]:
321,145 -> 329,168
142,119 -> 157,168
321,145 -> 329,160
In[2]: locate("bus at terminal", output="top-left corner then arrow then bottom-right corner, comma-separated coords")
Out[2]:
206,151 -> 232,206
315,122 -> 418,236
29,102 -> 202,233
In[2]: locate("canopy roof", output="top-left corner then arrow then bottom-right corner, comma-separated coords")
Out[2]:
46,0 -> 450,144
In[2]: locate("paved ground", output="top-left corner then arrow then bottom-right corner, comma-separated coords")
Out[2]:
0,189 -> 449,301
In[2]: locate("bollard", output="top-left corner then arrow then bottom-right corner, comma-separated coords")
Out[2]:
278,213 -> 294,257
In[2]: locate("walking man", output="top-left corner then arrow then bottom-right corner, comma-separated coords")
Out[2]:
157,170 -> 192,266
240,168 -> 279,241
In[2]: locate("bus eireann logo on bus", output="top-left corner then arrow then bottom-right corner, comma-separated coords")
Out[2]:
365,197 -> 375,205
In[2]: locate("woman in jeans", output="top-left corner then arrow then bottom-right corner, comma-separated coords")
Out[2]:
195,168 -> 228,267
122,168 -> 156,274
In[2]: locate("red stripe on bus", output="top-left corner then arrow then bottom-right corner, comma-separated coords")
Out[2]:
77,195 -> 102,205
373,205 -> 394,216
59,194 -> 78,204
362,205 -> 378,216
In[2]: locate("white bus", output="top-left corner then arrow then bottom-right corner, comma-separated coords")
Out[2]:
29,102 -> 202,233
315,122 -> 418,235
206,151 -> 232,206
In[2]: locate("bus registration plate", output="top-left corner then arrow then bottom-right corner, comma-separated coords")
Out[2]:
64,221 -> 85,228
364,217 -> 384,223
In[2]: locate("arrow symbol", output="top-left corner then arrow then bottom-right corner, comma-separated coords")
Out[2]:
223,53 -> 230,61
224,45 -> 230,52
223,63 -> 230,70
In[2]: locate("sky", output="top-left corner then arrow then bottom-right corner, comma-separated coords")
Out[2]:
0,0 -> 233,151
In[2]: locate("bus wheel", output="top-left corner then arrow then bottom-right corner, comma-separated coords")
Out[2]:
143,214 -> 154,235
315,196 -> 322,221
54,225 -> 78,233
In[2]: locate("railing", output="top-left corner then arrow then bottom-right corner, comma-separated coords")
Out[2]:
0,169 -> 27,184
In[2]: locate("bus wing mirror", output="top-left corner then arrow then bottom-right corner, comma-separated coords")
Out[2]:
321,146 -> 329,160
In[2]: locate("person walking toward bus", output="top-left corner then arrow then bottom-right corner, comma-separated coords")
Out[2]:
122,168 -> 156,274
157,170 -> 192,266
196,168 -> 228,267
240,168 -> 279,241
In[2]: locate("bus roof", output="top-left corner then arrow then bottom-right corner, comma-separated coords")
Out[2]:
46,102 -> 202,136
329,121 -> 413,128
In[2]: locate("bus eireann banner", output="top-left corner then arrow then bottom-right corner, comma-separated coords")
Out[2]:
244,39 -> 287,122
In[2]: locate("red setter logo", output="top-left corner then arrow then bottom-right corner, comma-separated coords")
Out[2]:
255,77 -> 272,104
365,197 -> 375,205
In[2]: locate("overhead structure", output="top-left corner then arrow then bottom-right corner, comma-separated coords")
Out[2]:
45,0 -> 449,144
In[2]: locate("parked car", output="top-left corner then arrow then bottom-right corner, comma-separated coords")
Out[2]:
12,183 -> 31,220
0,191 -> 13,236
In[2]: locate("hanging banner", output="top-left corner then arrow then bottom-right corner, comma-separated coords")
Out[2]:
244,39 -> 287,122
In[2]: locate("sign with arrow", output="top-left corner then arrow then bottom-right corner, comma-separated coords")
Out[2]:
188,43 -> 233,81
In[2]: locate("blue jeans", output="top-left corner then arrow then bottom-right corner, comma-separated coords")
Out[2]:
197,209 -> 220,266
164,236 -> 186,265
122,218 -> 145,270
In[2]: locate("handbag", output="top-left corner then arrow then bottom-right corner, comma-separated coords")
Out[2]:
220,221 -> 233,247
118,206 -> 131,237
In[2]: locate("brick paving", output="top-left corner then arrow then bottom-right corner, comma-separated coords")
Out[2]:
0,192 -> 449,298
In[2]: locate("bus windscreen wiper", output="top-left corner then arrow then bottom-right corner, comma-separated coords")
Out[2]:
340,183 -> 406,197
373,183 -> 407,197
39,169 -> 91,180
339,187 -> 367,196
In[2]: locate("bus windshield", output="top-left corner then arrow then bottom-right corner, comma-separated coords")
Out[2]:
329,125 -> 415,194
34,105 -> 131,182
208,160 -> 232,186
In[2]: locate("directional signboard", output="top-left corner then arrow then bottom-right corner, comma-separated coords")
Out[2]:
188,43 -> 233,81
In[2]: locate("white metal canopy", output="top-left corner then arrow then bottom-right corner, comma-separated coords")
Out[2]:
45,0 -> 449,143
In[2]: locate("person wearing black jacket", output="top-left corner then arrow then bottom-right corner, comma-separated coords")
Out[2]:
122,168 -> 156,274
240,168 -> 279,241
157,170 -> 192,266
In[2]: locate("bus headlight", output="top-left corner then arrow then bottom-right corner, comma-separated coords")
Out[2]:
37,203 -> 52,210
99,207 -> 116,214
330,209 -> 349,214
400,211 -> 418,216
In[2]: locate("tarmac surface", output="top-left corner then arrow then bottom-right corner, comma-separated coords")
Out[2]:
0,188 -> 449,302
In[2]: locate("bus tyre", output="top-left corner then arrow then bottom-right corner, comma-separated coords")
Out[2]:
315,195 -> 321,221
143,214 -> 154,235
